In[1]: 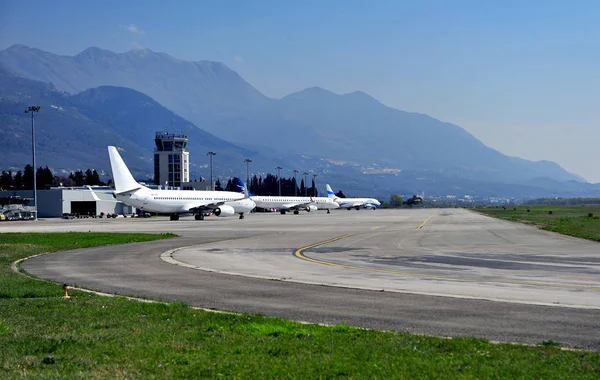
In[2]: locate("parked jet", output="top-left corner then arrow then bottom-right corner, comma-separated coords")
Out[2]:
326,184 -> 381,210
233,178 -> 339,214
107,146 -> 255,221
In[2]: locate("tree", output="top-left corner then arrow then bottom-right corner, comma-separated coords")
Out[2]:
70,170 -> 84,186
36,166 -> 54,189
390,194 -> 403,207
22,165 -> 34,190
53,175 -> 74,187
14,171 -> 23,189
92,170 -> 102,185
214,179 -> 223,191
0,170 -> 13,190
225,178 -> 235,192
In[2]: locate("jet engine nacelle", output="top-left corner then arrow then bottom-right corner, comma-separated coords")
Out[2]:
306,205 -> 318,212
214,205 -> 236,217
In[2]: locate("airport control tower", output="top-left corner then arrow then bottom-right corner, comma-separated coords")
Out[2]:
154,132 -> 190,188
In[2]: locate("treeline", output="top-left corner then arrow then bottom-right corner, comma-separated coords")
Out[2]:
523,198 -> 600,206
0,165 -> 106,190
216,174 -> 321,197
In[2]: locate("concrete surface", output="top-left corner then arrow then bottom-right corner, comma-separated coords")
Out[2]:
10,209 -> 600,349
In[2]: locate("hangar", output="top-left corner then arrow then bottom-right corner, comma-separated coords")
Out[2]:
0,187 -> 134,218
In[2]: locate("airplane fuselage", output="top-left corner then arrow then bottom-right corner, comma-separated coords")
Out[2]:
117,188 -> 255,215
335,197 -> 381,209
251,196 -> 339,211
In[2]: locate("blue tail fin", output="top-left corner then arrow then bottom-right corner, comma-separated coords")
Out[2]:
233,177 -> 254,197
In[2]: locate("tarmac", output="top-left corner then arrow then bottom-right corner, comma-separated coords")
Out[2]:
7,208 -> 600,349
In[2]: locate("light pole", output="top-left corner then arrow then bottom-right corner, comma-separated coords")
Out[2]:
303,172 -> 308,197
25,106 -> 40,220
293,170 -> 299,197
244,158 -> 252,188
276,166 -> 283,196
207,151 -> 216,191
312,173 -> 318,197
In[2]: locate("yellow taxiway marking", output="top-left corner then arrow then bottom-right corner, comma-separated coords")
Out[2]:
294,234 -> 600,292
370,226 -> 381,230
416,215 -> 434,229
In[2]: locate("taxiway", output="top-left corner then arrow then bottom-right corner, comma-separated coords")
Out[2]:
9,209 -> 600,349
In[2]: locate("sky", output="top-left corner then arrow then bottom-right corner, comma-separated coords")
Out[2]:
1,0 -> 599,182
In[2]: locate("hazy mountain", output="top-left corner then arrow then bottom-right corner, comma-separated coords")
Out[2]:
217,86 -> 584,184
1,45 -> 595,198
0,44 -> 270,129
0,68 -> 274,180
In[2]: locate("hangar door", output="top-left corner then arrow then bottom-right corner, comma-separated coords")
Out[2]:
71,201 -> 96,216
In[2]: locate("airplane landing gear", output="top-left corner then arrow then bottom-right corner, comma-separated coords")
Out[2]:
239,213 -> 244,219
293,210 -> 299,215
170,214 -> 180,221
280,210 -> 286,215
195,214 -> 204,221
327,209 -> 330,214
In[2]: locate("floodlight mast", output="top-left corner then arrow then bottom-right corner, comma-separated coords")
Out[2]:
24,106 -> 40,220
244,159 -> 252,189
303,172 -> 309,196
276,166 -> 283,196
293,169 -> 299,196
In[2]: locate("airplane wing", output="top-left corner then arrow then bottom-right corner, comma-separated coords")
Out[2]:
280,202 -> 312,211
185,201 -> 225,213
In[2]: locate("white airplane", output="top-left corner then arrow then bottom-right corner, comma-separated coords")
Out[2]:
326,184 -> 381,210
107,146 -> 255,221
232,178 -> 339,214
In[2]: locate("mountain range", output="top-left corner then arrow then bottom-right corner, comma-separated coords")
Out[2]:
0,66 -> 277,180
1,44 -> 598,198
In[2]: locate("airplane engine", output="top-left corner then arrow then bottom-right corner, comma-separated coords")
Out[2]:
214,205 -> 236,217
306,205 -> 318,212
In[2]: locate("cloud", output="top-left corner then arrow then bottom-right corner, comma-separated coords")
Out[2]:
234,56 -> 243,63
121,24 -> 145,35
130,41 -> 144,50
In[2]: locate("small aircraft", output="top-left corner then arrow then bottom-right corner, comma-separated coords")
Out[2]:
325,184 -> 381,210
107,146 -> 255,221
403,195 -> 423,206
232,178 -> 339,214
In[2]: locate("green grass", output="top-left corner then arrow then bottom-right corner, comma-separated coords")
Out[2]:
474,205 -> 600,242
1,233 -> 599,378
0,232 -> 176,299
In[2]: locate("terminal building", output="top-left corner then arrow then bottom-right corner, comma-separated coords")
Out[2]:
0,187 -> 134,218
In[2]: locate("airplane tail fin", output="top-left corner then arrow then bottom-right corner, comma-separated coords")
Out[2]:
107,146 -> 143,195
233,177 -> 254,198
326,184 -> 336,199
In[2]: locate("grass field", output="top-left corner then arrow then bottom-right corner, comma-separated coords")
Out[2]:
474,205 -> 600,242
1,233 -> 599,378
